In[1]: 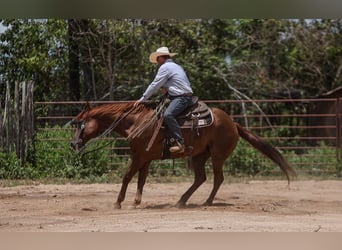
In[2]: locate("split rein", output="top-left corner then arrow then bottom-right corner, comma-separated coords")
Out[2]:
71,100 -> 166,156
72,105 -> 136,156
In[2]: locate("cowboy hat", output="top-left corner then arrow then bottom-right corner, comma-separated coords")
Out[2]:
149,47 -> 177,63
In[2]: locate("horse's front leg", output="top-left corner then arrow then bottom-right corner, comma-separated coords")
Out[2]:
114,159 -> 142,209
133,162 -> 150,207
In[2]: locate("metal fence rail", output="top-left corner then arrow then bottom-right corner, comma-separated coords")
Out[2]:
34,98 -> 342,175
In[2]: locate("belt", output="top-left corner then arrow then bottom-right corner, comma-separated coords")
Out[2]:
170,93 -> 193,97
181,93 -> 193,97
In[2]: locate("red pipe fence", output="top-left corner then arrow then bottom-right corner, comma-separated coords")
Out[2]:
34,98 -> 342,176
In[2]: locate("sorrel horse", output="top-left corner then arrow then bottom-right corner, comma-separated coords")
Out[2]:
70,101 -> 296,209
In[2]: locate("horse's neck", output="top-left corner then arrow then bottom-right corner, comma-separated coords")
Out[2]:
105,107 -> 154,138
118,109 -> 154,139
90,107 -> 125,136
105,111 -> 131,137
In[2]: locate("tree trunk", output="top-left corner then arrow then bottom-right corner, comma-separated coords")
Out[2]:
68,19 -> 81,101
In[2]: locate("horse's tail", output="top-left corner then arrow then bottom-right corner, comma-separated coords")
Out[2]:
235,122 -> 296,184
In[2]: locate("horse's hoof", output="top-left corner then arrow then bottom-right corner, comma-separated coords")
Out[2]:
128,203 -> 142,209
202,201 -> 213,206
175,201 -> 186,208
114,203 -> 121,209
134,200 -> 141,206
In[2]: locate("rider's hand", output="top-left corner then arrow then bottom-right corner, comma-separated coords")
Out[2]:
133,99 -> 142,108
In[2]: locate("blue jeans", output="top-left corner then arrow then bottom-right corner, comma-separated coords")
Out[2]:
164,96 -> 193,144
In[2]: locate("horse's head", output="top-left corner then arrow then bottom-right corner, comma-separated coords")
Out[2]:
70,102 -> 100,152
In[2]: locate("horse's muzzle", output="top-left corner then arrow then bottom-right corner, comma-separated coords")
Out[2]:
70,139 -> 84,152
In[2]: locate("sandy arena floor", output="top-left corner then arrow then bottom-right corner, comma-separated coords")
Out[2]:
0,180 -> 342,232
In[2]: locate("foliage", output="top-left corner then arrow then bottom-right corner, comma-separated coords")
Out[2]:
1,125 -> 342,180
284,142 -> 342,177
223,139 -> 342,179
33,127 -> 112,179
0,127 -> 114,180
2,19 -> 342,103
0,151 -> 35,179
0,19 -> 68,101
225,139 -> 276,176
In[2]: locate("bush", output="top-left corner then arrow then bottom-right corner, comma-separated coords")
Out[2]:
284,142 -> 341,177
33,127 -> 112,179
2,126 -> 342,181
0,151 -> 35,179
225,139 -> 278,177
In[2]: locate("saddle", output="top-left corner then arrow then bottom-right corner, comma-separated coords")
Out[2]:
145,96 -> 214,158
162,96 -> 214,129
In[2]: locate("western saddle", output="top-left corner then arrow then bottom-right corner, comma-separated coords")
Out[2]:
146,96 -> 214,159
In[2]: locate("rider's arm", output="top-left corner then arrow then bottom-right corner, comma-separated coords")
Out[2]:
139,65 -> 169,102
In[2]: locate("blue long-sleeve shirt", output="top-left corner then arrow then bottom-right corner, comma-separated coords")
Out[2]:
139,59 -> 193,101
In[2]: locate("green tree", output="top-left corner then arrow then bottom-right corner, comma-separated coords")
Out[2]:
0,19 -> 68,101
1,19 -> 342,102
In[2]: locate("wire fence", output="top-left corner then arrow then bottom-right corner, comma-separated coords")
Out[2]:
34,98 -> 342,176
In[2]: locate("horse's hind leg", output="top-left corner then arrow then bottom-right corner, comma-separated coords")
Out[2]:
203,156 -> 225,206
204,124 -> 238,206
176,150 -> 210,208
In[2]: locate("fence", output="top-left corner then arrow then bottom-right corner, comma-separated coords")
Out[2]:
0,81 -> 34,161
34,98 -> 342,176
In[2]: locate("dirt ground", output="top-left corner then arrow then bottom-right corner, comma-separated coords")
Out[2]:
0,179 -> 342,232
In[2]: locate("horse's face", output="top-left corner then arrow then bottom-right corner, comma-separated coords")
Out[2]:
70,104 -> 99,152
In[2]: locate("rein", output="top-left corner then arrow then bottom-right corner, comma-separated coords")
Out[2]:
74,100 -> 165,156
127,99 -> 167,141
78,106 -> 136,156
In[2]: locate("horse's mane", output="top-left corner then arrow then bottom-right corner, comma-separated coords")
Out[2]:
88,102 -> 154,120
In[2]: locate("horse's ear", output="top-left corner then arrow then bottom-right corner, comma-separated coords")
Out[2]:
83,101 -> 91,112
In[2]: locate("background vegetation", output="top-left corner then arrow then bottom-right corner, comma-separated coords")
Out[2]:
1,19 -> 342,181
1,19 -> 341,103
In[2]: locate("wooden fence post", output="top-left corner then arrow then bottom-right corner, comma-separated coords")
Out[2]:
15,81 -> 20,157
0,84 -> 3,149
336,98 -> 342,162
0,81 -> 34,163
5,81 -> 13,151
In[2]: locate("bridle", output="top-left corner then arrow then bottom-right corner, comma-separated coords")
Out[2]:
70,119 -> 87,149
71,106 -> 135,155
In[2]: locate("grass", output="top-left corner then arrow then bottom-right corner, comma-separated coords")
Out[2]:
1,127 -> 341,186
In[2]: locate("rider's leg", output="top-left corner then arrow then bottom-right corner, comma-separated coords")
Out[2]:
164,96 -> 192,152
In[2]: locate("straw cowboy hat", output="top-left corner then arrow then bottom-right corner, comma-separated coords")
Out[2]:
149,47 -> 177,63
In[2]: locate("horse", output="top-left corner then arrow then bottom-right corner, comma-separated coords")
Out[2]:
70,101 -> 296,209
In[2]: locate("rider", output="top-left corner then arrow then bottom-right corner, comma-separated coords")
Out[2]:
134,46 -> 193,153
